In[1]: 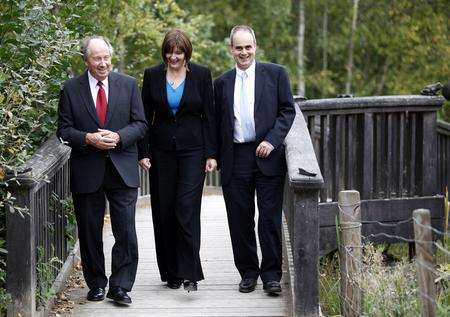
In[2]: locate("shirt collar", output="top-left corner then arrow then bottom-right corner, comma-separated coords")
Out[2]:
235,60 -> 256,78
88,70 -> 108,88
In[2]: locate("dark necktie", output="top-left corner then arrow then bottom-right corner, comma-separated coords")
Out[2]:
96,81 -> 107,127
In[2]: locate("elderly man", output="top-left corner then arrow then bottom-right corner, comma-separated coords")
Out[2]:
57,36 -> 147,305
214,25 -> 295,294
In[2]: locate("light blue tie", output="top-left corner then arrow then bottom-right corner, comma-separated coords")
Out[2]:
239,71 -> 255,142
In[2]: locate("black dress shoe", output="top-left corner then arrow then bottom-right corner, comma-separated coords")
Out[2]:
239,278 -> 257,293
167,279 -> 183,289
183,280 -> 198,292
263,280 -> 282,294
87,287 -> 105,301
106,287 -> 132,305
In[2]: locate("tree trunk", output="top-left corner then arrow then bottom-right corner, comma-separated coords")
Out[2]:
297,0 -> 305,96
321,0 -> 328,98
375,59 -> 389,95
345,0 -> 359,95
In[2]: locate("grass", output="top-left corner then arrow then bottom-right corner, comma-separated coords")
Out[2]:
319,242 -> 449,316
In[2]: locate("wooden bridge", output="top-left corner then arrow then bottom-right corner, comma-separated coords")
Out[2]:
66,190 -> 291,317
5,94 -> 447,316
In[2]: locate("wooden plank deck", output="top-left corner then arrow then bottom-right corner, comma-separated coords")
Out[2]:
67,191 -> 290,316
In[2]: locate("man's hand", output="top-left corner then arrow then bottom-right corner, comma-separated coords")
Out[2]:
205,158 -> 217,172
139,158 -> 151,171
98,129 -> 121,144
85,131 -> 117,150
255,141 -> 274,158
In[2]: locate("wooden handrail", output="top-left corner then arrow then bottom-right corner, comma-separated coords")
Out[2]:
285,103 -> 324,190
299,95 -> 444,113
283,101 -> 324,317
6,136 -> 71,189
6,135 -> 72,317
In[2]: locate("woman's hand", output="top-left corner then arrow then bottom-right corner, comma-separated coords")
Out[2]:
205,158 -> 217,172
139,158 -> 151,171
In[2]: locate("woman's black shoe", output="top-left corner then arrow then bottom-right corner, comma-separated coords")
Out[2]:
183,280 -> 198,292
166,279 -> 183,289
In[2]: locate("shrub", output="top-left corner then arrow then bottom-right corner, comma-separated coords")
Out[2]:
0,0 -> 85,313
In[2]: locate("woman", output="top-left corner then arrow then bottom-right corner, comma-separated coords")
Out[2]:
138,29 -> 217,292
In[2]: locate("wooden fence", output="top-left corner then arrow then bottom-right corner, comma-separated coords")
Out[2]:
283,103 -> 324,316
437,119 -> 450,195
6,136 -> 73,317
299,95 -> 445,254
338,191 -> 441,316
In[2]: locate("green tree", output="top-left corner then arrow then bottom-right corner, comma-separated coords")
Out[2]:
0,0 -> 93,312
76,0 -> 229,81
176,0 -> 297,83
305,0 -> 449,98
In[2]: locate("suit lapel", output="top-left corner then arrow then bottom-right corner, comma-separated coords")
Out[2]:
105,72 -> 119,126
157,65 -> 173,117
79,71 -> 100,126
225,69 -> 236,124
254,62 -> 265,114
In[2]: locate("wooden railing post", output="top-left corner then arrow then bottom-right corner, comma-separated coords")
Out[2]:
6,187 -> 36,317
421,113 -> 438,196
5,135 -> 71,316
292,189 -> 320,316
338,190 -> 362,317
413,209 -> 437,317
284,103 -> 324,317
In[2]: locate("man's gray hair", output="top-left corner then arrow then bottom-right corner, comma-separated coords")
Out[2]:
80,36 -> 114,61
229,25 -> 257,46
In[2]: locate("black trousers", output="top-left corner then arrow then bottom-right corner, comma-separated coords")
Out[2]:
222,142 -> 284,282
72,158 -> 138,291
150,146 -> 205,282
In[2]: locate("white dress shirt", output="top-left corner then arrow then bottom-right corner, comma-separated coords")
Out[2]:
233,60 -> 256,143
88,71 -> 109,107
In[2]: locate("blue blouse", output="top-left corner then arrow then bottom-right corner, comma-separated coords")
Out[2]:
166,80 -> 185,115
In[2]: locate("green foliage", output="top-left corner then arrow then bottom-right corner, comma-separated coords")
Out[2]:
0,240 -> 11,315
176,0 -> 295,78
0,0 -> 91,312
0,1 -> 78,163
358,244 -> 421,316
319,253 -> 341,315
60,195 -> 76,250
304,0 -> 449,98
320,243 -> 450,316
36,246 -> 62,307
78,0 -> 229,82
176,0 -> 449,99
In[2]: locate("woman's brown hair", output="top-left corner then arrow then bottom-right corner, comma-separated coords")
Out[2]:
161,29 -> 192,68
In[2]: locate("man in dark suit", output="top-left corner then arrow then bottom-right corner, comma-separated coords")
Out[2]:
57,36 -> 147,305
214,25 -> 295,294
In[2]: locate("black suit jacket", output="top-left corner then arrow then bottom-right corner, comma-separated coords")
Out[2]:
138,63 -> 216,159
214,62 -> 295,185
57,71 -> 147,193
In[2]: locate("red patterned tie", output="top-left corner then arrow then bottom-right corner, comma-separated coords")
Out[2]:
96,81 -> 107,127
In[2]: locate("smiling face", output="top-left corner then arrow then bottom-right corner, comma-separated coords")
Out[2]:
161,29 -> 192,70
85,38 -> 112,81
165,46 -> 186,71
230,30 -> 257,71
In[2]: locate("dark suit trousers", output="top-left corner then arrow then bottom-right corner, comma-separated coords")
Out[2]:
151,146 -> 205,282
222,142 -> 284,282
72,158 -> 138,291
